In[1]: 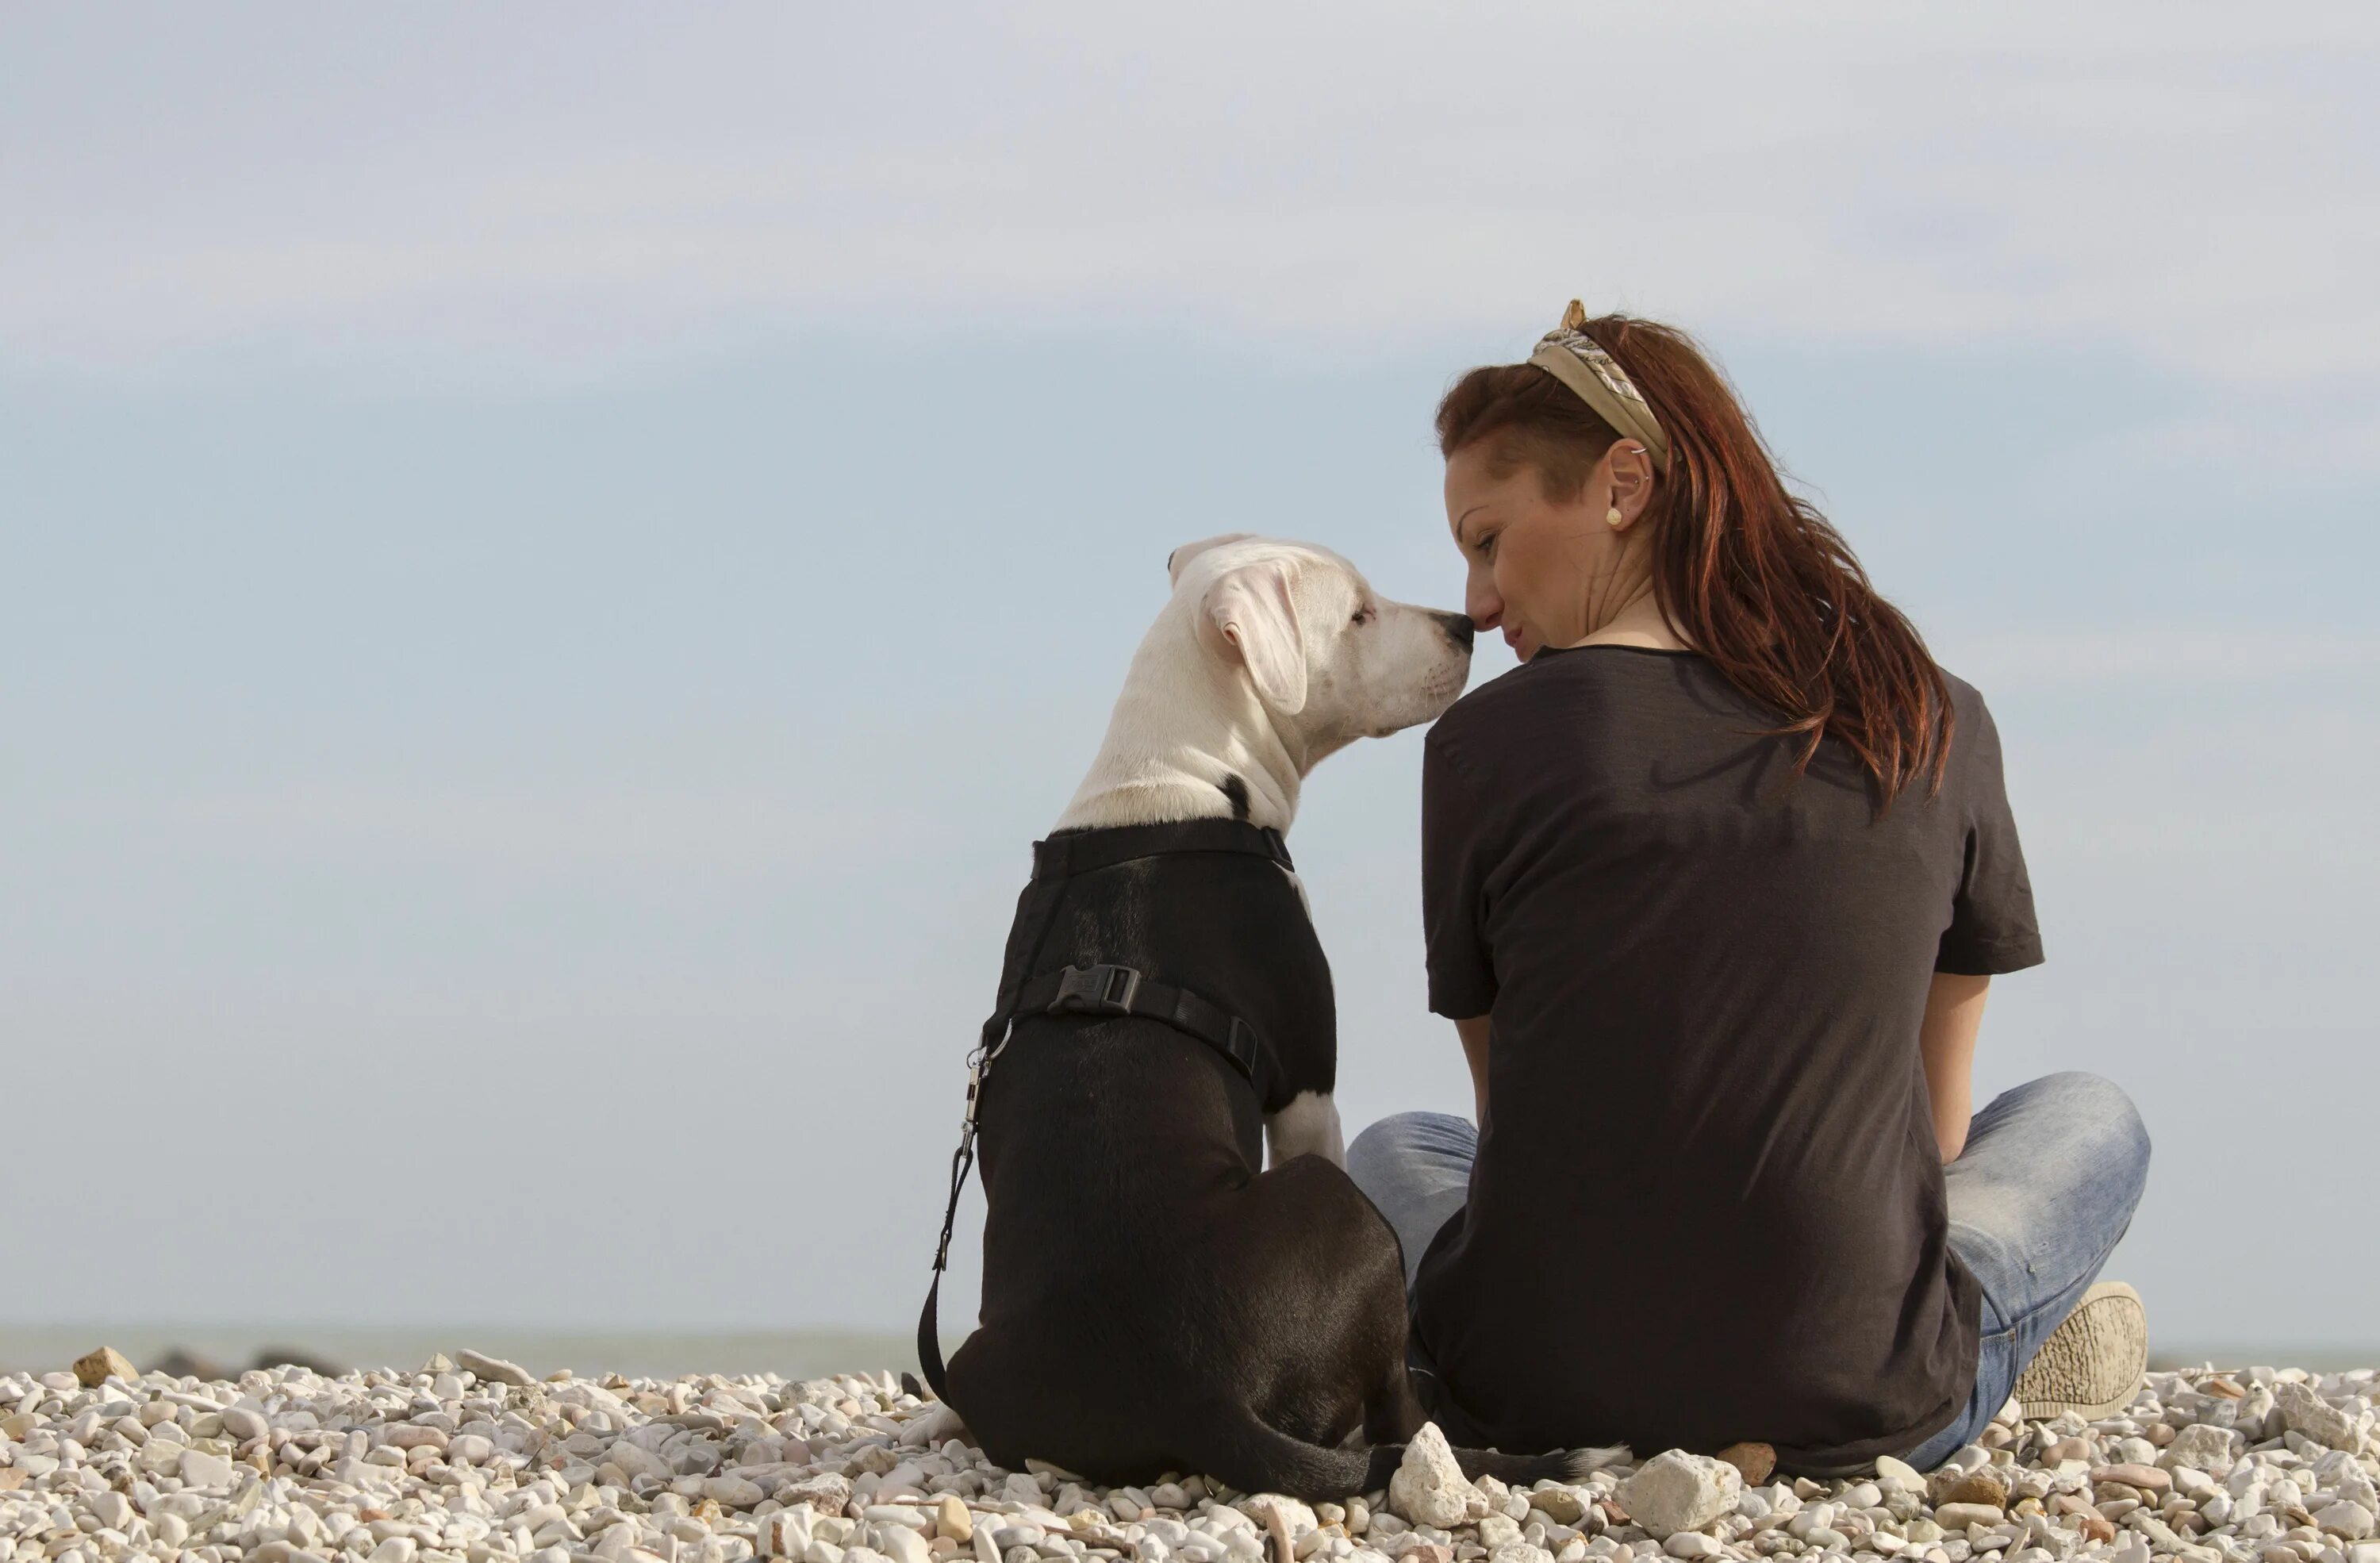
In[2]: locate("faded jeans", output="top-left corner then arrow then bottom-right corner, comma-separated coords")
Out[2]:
1345,1070 -> 2152,1470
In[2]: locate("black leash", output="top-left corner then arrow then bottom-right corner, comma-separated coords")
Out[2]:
916,820 -> 1293,1400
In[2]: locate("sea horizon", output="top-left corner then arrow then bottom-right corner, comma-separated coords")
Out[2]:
6,1322 -> 2373,1384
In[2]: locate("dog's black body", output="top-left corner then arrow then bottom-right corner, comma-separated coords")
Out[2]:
938,820 -> 1569,1498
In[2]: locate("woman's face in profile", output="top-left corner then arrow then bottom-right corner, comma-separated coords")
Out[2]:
1443,440 -> 1618,662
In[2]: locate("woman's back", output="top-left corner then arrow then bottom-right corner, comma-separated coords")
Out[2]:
1411,644 -> 2039,1471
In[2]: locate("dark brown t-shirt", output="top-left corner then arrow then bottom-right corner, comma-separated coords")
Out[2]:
1413,645 -> 2042,1473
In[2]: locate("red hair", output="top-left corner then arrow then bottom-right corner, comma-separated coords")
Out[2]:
1437,314 -> 1953,808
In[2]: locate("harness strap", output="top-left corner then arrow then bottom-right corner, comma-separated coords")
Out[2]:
1016,962 -> 1271,1098
917,818 -> 1296,1402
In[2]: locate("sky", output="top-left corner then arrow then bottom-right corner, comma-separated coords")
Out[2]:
3,2 -> 2376,1358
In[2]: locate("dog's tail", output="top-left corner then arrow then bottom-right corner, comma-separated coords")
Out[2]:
1200,1404 -> 1627,1503
1450,1442 -> 1632,1488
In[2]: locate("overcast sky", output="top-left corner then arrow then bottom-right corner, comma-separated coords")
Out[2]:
4,2 -> 2376,1359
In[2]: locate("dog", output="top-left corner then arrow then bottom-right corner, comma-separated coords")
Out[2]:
931,534 -> 1608,1499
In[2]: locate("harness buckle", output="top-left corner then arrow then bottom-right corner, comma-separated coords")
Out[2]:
1047,962 -> 1142,1016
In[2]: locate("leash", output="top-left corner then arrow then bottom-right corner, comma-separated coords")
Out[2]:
916,820 -> 1293,1400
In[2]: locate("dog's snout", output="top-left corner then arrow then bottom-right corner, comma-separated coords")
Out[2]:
1433,611 -> 1476,651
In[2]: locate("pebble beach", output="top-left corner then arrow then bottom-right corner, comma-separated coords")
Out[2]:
6,1350 -> 2376,1563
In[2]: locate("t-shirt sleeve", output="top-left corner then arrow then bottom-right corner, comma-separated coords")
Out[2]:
1422,728 -> 1499,1017
1936,690 -> 2047,976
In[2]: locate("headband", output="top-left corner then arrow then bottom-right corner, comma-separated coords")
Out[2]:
1526,299 -> 1672,475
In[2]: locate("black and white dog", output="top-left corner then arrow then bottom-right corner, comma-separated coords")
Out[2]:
928,534 -> 1601,1499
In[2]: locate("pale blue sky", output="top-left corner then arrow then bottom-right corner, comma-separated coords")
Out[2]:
2,3 -> 2375,1353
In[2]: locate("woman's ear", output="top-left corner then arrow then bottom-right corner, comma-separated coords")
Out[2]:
1606,442 -> 1657,531
1202,559 -> 1307,714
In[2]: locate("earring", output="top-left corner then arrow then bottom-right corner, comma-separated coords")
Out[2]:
1605,505 -> 1625,529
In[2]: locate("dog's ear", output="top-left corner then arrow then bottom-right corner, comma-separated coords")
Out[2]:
1168,532 -> 1257,586
1203,559 -> 1307,714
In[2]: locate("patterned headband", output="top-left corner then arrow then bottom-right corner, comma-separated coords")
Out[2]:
1525,299 -> 1672,475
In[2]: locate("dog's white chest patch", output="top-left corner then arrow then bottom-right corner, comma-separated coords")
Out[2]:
1265,1089 -> 1345,1169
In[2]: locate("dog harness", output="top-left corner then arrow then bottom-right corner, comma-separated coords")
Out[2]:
916,816 -> 1296,1400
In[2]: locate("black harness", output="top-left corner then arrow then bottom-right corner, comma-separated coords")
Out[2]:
916,817 -> 1295,1399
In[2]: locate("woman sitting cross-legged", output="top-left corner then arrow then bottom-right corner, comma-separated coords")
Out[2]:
1347,304 -> 2150,1475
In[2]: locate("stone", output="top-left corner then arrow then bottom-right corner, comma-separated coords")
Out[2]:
1240,1496 -> 1319,1542
882,1530 -> 934,1563
2278,1384 -> 2362,1452
72,1347 -> 137,1387
1389,1425 -> 1479,1529
608,1442 -> 671,1482
707,1476 -> 767,1508
1661,1537 -> 1720,1561
456,1350 -> 536,1388
764,1511 -> 820,1557
2092,1464 -> 2171,1495
785,1475 -> 857,1514
1617,1452 -> 1741,1540
1874,1457 -> 1923,1492
2163,1426 -> 2237,1473
1529,1489 -> 1587,1526
900,1406 -> 962,1450
178,1448 -> 237,1489
2317,1503 -> 2377,1541
1937,1469 -> 2009,1510
1934,1504 -> 2006,1530
221,1405 -> 270,1445
939,1498 -> 973,1543
1714,1445 -> 1775,1488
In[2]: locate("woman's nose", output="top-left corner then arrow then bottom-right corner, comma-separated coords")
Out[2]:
1466,586 -> 1503,631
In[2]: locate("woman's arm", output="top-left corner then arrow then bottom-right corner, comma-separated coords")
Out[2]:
1920,972 -> 1990,1161
1454,1016 -> 1491,1126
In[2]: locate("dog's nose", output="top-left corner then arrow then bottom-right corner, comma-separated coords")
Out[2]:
1434,612 -> 1476,650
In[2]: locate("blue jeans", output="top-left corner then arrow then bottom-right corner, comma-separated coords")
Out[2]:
1346,1071 -> 2151,1469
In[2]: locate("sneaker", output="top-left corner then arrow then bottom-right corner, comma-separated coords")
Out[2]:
2013,1281 -> 2148,1420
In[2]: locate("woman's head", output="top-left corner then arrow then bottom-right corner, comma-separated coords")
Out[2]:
1437,310 -> 1955,807
1439,365 -> 1653,662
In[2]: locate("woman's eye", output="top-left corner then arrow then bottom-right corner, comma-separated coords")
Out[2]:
1476,533 -> 1498,559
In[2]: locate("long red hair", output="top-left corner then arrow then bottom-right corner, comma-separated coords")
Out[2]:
1437,313 -> 1953,808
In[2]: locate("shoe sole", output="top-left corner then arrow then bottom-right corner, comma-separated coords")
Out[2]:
2013,1281 -> 2147,1421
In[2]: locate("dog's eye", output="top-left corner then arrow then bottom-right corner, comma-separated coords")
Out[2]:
1350,605 -> 1373,627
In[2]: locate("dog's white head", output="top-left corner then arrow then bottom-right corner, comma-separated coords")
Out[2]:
1165,532 -> 1473,760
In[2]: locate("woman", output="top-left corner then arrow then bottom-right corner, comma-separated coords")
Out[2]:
1346,304 -> 2151,1474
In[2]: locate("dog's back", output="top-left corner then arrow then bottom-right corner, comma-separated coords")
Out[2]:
942,838 -> 1415,1488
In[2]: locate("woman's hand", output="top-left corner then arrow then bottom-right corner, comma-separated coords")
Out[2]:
1920,973 -> 1990,1161
1454,1016 -> 1492,1127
